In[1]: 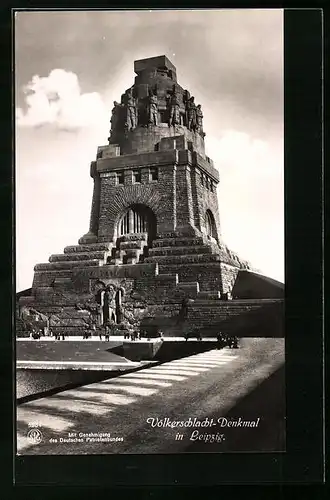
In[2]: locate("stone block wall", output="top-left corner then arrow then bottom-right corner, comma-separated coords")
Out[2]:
118,125 -> 205,158
220,263 -> 240,295
158,262 -> 224,292
97,167 -> 176,241
191,167 -> 221,241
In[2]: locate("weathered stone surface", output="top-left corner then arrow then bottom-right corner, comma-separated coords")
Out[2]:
145,253 -> 222,264
148,245 -> 212,256
34,260 -> 102,271
17,55 -> 283,338
49,251 -> 108,263
64,243 -> 112,254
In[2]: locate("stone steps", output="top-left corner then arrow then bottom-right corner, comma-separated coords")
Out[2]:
49,251 -> 108,263
148,245 -> 213,257
152,237 -> 205,248
34,260 -> 102,271
118,233 -> 148,243
64,243 -> 112,254
119,241 -> 147,250
175,281 -> 200,297
197,290 -> 221,300
145,253 -> 221,264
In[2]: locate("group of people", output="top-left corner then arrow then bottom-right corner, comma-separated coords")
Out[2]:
124,330 -> 140,341
182,332 -> 239,348
216,333 -> 239,350
184,332 -> 203,341
29,328 -> 66,340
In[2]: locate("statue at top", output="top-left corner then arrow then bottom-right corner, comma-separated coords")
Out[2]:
147,88 -> 158,126
125,88 -> 137,131
168,87 -> 180,127
196,104 -> 203,134
186,96 -> 197,131
109,101 -> 123,138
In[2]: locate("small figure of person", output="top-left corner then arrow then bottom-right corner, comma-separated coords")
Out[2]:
32,328 -> 40,340
228,336 -> 234,349
61,332 -> 66,340
104,323 -> 110,341
99,329 -> 103,341
216,332 -> 222,350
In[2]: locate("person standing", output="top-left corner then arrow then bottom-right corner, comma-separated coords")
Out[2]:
104,323 -> 110,341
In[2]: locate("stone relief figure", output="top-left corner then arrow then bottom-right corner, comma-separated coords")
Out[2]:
110,101 -> 121,131
186,96 -> 197,131
125,88 -> 137,131
103,285 -> 117,324
196,104 -> 203,133
168,88 -> 180,127
147,88 -> 158,126
109,101 -> 123,140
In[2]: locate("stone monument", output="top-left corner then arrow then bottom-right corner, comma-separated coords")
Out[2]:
17,55 -> 283,338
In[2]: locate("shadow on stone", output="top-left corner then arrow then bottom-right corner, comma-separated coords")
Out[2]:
183,364 -> 285,453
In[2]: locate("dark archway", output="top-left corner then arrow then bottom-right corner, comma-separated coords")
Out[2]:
205,209 -> 217,240
117,203 -> 157,246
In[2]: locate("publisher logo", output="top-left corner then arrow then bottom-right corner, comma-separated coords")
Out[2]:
27,428 -> 43,444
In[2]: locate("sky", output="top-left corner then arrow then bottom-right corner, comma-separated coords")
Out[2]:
15,9 -> 284,292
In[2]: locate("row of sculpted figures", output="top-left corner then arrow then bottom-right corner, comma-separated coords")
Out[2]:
109,85 -> 204,138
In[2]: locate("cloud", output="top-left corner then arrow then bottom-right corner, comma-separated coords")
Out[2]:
205,130 -> 284,281
206,130 -> 282,177
16,69 -> 109,131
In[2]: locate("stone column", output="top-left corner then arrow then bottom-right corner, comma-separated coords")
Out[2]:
89,175 -> 101,235
175,164 -> 195,234
157,165 -> 177,234
79,161 -> 101,244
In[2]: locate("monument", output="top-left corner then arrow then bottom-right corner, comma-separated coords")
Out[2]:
17,55 -> 283,338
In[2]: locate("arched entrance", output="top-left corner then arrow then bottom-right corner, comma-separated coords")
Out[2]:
117,204 -> 156,245
205,209 -> 217,241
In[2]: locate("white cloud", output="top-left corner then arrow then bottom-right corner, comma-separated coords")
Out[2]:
205,130 -> 284,282
16,69 -> 109,131
206,131 -> 281,176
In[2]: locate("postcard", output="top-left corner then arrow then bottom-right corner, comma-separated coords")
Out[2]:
15,9 -> 285,459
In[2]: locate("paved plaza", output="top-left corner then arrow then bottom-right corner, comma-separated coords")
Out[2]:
17,337 -> 285,455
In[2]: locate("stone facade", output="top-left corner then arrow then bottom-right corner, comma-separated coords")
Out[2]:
18,55 -> 281,337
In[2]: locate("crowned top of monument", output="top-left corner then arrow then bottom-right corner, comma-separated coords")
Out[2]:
107,54 -> 205,156
134,55 -> 177,75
